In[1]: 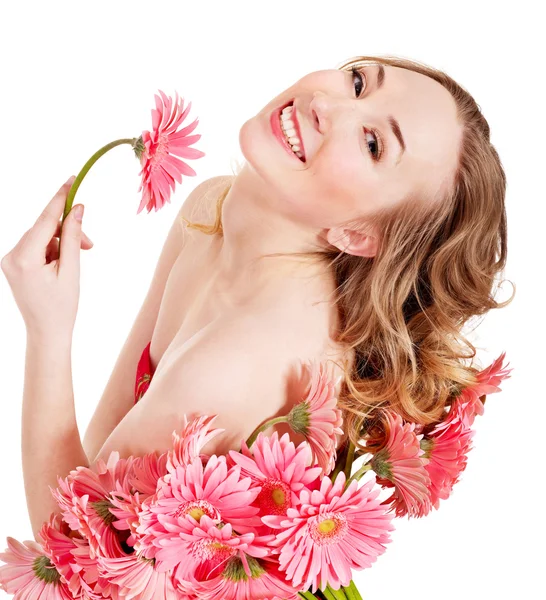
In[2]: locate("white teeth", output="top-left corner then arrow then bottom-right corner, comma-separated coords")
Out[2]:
280,105 -> 304,160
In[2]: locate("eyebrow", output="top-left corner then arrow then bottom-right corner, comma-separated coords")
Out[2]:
375,64 -> 406,166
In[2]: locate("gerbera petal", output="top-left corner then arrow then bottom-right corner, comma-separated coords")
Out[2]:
137,90 -> 205,213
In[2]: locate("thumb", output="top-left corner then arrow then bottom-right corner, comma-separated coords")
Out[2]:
58,204 -> 84,276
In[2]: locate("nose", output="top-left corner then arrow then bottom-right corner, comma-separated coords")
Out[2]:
310,90 -> 347,134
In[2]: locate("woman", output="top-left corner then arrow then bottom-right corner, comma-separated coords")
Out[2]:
1,54 -> 514,541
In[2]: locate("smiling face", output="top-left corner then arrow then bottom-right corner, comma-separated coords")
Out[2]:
238,64 -> 463,255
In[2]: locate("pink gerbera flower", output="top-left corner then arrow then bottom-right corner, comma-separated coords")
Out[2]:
0,535 -> 73,600
369,409 -> 432,518
286,359 -> 344,477
456,351 -> 513,428
167,413 -> 226,473
136,89 -> 206,214
190,547 -> 300,600
66,538 -> 126,600
135,454 -> 264,581
39,513 -> 104,600
228,431 -> 323,536
420,400 -> 475,509
163,513 -> 278,598
98,551 -> 184,600
262,471 -> 395,594
50,451 -> 136,560
108,450 -> 172,550
128,450 -> 170,498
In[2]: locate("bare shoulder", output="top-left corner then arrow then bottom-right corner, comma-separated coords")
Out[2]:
94,311 -> 320,462
148,313 -> 307,451
179,175 -> 234,233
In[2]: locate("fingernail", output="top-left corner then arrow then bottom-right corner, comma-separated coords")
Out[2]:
75,205 -> 84,222
66,175 -> 76,185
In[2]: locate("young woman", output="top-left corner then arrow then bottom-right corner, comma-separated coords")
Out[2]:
2,54 -> 513,540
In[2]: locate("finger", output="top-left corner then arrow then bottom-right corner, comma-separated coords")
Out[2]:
45,233 -> 92,264
57,203 -> 83,279
52,221 -> 94,246
24,177 -> 76,259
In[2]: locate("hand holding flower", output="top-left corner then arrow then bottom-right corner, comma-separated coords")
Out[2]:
0,177 -> 93,341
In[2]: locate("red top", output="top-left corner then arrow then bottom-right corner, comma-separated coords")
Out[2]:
134,341 -> 156,404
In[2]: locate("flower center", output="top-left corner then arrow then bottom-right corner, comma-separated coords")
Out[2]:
174,499 -> 220,522
256,479 -> 291,515
309,512 -> 348,545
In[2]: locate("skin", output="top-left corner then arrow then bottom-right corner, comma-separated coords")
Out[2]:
93,65 -> 465,464
209,65 -> 463,307
0,68 -> 464,536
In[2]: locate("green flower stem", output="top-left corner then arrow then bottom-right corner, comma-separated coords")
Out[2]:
298,592 -> 319,600
324,585 -> 348,599
346,462 -> 373,489
345,580 -> 364,600
321,587 -> 337,600
342,440 -> 356,481
329,441 -> 349,484
59,137 -> 139,239
245,415 -> 288,449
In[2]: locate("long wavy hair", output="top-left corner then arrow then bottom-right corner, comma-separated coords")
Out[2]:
180,54 -> 515,456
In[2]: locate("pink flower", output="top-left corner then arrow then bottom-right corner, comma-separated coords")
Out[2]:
136,89 -> 206,214
135,454 -> 264,585
128,450 -> 170,498
421,400 -> 475,509
108,450 -> 171,549
190,549 -> 300,600
39,513 -> 104,600
262,471 -> 395,594
98,552 -> 184,600
228,431 -> 323,536
50,451 -> 135,560
370,409 -> 433,518
166,414 -> 226,473
68,537 -> 124,600
0,535 -> 73,600
287,359 -> 344,477
163,513 -> 281,598
456,351 -> 513,428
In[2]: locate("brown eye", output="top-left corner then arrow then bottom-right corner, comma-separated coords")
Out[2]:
364,128 -> 381,161
351,67 -> 365,97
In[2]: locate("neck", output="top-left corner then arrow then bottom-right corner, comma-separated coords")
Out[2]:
209,165 -> 332,302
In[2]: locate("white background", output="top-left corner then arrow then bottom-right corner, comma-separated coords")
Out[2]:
0,1 -> 543,598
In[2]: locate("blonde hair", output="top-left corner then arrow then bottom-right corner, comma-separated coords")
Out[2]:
181,54 -> 515,455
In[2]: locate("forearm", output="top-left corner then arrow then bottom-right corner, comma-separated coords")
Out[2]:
22,333 -> 89,541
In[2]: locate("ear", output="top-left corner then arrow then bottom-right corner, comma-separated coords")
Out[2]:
325,226 -> 379,258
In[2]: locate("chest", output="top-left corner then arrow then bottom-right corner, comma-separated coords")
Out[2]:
97,231 -> 352,462
148,231 -> 225,376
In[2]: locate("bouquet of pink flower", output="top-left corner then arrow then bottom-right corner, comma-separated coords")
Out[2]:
0,353 -> 512,600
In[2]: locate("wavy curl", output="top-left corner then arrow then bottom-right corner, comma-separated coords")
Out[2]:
180,54 -> 515,457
